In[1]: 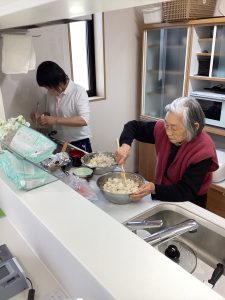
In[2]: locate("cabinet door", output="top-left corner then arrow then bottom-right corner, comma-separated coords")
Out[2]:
207,187 -> 225,218
138,142 -> 156,182
142,27 -> 187,119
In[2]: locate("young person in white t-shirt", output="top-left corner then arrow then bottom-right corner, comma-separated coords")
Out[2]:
31,60 -> 92,153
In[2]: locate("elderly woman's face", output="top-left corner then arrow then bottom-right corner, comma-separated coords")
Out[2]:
164,112 -> 188,145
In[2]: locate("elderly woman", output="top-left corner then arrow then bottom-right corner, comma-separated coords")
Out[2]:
116,97 -> 219,208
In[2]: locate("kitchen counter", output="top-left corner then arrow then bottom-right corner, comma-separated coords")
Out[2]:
0,172 -> 225,300
0,216 -> 68,300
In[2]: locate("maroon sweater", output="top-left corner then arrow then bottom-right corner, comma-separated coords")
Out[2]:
154,120 -> 219,195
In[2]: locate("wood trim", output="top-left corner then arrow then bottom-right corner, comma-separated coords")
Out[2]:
183,26 -> 193,96
198,38 -> 213,42
188,17 -> 225,26
189,75 -> 225,82
143,17 -> 225,31
210,184 -> 225,193
204,125 -> 225,137
143,21 -> 189,30
140,31 -> 147,116
89,96 -> 105,102
196,53 -> 211,56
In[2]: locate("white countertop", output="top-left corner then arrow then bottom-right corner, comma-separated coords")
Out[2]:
0,172 -> 225,300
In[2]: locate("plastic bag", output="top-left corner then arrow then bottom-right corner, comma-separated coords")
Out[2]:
0,150 -> 55,190
62,174 -> 97,202
1,123 -> 56,163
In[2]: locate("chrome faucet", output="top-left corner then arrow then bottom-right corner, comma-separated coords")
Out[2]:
143,219 -> 198,246
126,219 -> 163,231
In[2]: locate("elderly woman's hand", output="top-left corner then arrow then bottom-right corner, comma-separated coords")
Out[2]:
115,143 -> 131,165
130,182 -> 155,202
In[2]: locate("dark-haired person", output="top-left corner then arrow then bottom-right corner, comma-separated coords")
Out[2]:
31,60 -> 92,153
115,97 -> 219,208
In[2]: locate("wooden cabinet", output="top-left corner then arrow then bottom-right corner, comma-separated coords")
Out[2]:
141,17 -> 225,137
139,19 -> 225,216
189,23 -> 225,84
138,142 -> 156,182
188,21 -> 225,136
207,184 -> 225,218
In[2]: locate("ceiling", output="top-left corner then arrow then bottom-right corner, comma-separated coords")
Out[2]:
0,0 -> 167,29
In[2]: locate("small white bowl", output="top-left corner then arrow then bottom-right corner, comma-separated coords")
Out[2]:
69,167 -> 93,179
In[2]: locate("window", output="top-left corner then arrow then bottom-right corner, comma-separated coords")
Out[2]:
69,13 -> 105,100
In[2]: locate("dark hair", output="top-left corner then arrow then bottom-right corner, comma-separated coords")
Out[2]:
36,61 -> 68,88
165,97 -> 205,141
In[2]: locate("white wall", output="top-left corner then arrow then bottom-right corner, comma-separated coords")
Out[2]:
0,24 -> 71,120
90,8 -> 142,172
0,7 -> 142,172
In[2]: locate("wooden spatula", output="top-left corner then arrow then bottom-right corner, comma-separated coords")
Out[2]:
61,141 -> 68,152
116,138 -> 127,183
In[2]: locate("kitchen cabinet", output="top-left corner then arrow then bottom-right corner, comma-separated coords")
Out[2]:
138,142 -> 155,182
141,25 -> 188,119
207,184 -> 225,218
189,23 -> 225,83
139,18 -> 225,219
139,23 -> 189,187
188,19 -> 225,136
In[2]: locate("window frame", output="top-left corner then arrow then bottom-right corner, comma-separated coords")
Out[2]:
68,13 -> 106,101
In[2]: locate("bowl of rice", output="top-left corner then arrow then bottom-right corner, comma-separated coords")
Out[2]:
96,171 -> 145,204
81,152 -> 117,175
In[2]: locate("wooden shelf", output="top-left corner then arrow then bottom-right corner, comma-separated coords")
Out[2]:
196,52 -> 225,57
190,75 -> 225,82
198,38 -> 213,42
204,125 -> 225,137
196,52 -> 211,56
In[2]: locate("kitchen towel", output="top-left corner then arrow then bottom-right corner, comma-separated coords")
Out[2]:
2,34 -> 36,74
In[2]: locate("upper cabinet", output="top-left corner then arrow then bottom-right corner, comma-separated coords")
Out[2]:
188,21 -> 225,136
189,24 -> 225,92
141,18 -> 225,137
189,24 -> 225,80
141,26 -> 188,119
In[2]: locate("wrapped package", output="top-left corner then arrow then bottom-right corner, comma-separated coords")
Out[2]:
1,122 -> 57,163
0,150 -> 56,190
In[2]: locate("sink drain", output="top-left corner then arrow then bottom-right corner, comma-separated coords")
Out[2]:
157,239 -> 197,273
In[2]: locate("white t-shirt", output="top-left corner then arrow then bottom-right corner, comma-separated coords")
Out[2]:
46,80 -> 92,142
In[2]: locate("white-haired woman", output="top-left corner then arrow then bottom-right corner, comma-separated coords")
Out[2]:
115,97 -> 219,208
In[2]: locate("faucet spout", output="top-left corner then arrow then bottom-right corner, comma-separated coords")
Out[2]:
126,219 -> 163,230
144,219 -> 198,245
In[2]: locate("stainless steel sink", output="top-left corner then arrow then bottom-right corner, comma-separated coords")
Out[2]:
124,203 -> 225,296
